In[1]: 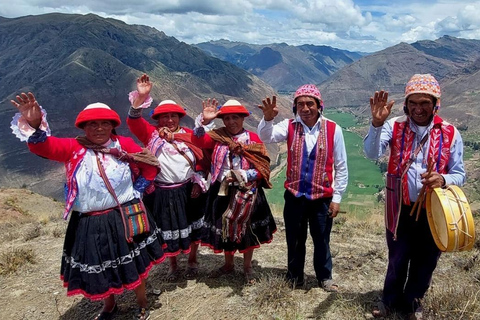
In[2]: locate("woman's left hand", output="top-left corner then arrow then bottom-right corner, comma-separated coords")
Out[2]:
191,183 -> 202,198
202,98 -> 221,125
133,74 -> 152,108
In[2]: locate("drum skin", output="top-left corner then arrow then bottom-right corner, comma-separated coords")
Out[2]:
426,186 -> 475,252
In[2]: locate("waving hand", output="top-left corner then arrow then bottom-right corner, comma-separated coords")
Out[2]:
258,96 -> 278,121
133,74 -> 153,108
370,90 -> 395,127
10,92 -> 42,129
202,98 -> 221,125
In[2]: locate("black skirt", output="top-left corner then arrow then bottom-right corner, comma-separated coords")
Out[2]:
201,181 -> 277,253
60,202 -> 165,301
143,181 -> 206,256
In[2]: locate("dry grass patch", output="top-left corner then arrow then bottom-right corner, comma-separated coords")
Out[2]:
0,247 -> 36,275
426,276 -> 480,319
23,223 -> 43,241
52,226 -> 65,238
3,196 -> 30,216
247,273 -> 300,319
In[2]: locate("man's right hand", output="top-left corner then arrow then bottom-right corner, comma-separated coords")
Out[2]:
370,90 -> 394,127
258,96 -> 279,121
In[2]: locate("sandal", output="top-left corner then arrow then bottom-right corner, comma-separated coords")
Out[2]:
244,268 -> 257,285
184,266 -> 199,280
93,304 -> 118,320
209,266 -> 235,278
372,301 -> 390,318
320,279 -> 339,292
134,307 -> 150,320
408,299 -> 424,320
164,268 -> 182,282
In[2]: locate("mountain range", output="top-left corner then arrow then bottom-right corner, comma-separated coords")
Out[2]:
195,40 -> 364,92
0,13 -> 287,198
1,13 -> 479,200
318,36 -> 480,122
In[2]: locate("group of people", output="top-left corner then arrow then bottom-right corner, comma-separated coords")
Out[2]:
10,72 -> 465,320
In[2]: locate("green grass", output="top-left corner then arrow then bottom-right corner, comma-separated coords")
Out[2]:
464,147 -> 474,160
324,110 -> 358,128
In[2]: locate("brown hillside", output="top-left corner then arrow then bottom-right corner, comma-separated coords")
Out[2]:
0,188 -> 479,320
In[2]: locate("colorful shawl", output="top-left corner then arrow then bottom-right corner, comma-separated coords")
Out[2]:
208,127 -> 272,189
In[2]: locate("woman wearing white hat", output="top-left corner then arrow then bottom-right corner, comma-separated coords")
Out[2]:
10,92 -> 165,320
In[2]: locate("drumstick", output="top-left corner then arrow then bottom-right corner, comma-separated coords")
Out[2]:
415,190 -> 425,221
410,160 -> 435,219
416,160 -> 436,221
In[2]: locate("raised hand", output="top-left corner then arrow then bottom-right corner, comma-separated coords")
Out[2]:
202,98 -> 221,125
10,92 -> 42,129
370,90 -> 395,127
133,74 -> 152,108
258,96 -> 278,121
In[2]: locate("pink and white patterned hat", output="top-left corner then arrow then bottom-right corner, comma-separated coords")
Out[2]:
405,74 -> 441,110
293,84 -> 324,109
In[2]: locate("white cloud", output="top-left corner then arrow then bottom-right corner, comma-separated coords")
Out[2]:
1,0 -> 480,52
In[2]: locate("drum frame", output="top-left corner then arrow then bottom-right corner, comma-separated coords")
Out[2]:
426,185 -> 475,252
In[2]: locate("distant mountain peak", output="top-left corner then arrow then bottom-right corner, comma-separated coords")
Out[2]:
195,40 -> 364,91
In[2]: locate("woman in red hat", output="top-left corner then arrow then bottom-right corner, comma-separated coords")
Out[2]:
127,74 -> 210,281
10,92 -> 165,320
191,99 -> 277,284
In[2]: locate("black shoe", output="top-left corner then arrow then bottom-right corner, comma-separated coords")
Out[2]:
285,276 -> 304,289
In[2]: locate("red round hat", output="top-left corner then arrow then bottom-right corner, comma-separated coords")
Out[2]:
75,103 -> 121,129
218,100 -> 250,117
151,100 -> 186,119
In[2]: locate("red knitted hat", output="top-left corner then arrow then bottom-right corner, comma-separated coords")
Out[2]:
404,74 -> 441,110
75,103 -> 121,129
151,100 -> 186,119
293,84 -> 324,109
218,100 -> 250,117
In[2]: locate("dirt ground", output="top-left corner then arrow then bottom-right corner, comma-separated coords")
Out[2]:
0,188 -> 479,320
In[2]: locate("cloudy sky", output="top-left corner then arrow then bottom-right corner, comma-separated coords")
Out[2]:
1,0 -> 480,52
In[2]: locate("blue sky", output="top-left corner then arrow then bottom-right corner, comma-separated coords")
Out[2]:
1,1 -> 479,52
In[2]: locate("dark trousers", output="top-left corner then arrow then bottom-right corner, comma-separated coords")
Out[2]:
382,204 -> 441,313
283,190 -> 333,284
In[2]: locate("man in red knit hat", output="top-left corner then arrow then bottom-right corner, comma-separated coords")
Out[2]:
257,84 -> 348,292
364,74 -> 466,319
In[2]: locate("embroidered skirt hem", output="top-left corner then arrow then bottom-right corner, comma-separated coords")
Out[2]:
60,209 -> 165,301
143,181 -> 206,254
